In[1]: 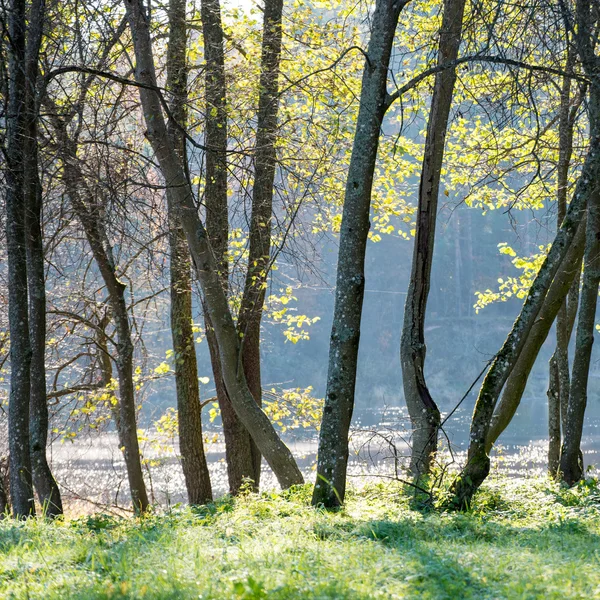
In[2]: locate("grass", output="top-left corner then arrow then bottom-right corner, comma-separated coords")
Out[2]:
1,476 -> 600,599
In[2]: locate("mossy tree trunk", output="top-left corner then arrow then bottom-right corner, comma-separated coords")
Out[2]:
547,50 -> 582,476
485,220 -> 585,451
449,127 -> 600,508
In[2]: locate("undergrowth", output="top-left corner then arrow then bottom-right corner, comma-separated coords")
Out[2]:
1,476 -> 600,599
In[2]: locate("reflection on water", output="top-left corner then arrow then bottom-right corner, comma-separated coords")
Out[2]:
50,403 -> 600,515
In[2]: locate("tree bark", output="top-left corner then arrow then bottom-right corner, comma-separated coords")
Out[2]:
123,0 -> 303,489
449,123 -> 600,508
312,0 -> 406,508
6,0 -> 36,518
167,0 -> 213,505
236,0 -> 285,490
24,0 -> 63,518
400,0 -> 466,480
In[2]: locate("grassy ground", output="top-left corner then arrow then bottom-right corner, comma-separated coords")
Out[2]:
1,476 -> 600,599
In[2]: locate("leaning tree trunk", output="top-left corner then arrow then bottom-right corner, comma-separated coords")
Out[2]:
6,0 -> 36,518
400,0 -> 466,480
49,117 -> 149,513
485,218 -> 585,451
166,0 -> 213,505
24,0 -> 62,518
199,0 -> 257,494
448,118 -> 600,508
312,0 -> 406,508
236,0 -> 285,490
448,0 -> 600,508
123,0 -> 303,489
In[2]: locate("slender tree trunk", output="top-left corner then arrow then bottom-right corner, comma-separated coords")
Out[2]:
312,0 -> 406,508
485,219 -> 585,450
449,123 -> 600,508
560,91 -> 600,484
123,0 -> 303,489
6,0 -> 36,518
236,0 -> 285,490
166,0 -> 212,505
400,0 -> 465,480
48,117 -> 149,513
548,53 -> 579,476
24,0 -> 62,518
199,0 -> 257,494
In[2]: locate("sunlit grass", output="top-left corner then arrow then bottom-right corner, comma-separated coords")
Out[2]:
1,476 -> 600,598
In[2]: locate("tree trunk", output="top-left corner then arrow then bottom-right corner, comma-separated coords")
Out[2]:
48,117 -> 149,513
560,91 -> 600,484
560,193 -> 600,483
206,329 -> 256,493
400,0 -> 466,480
236,0 -> 285,490
448,0 -> 600,508
123,0 -> 303,489
6,0 -> 36,518
449,123 -> 600,508
199,0 -> 258,494
24,0 -> 62,518
167,0 -> 213,505
485,219 -> 585,451
548,52 -> 579,476
0,469 -> 8,517
312,0 -> 406,508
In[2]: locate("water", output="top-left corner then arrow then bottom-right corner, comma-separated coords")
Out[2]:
47,403 -> 600,515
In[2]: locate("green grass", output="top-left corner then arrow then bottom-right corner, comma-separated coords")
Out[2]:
2,476 -> 600,599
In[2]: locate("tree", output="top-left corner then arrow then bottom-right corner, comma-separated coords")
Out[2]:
47,104 -> 150,513
400,0 -> 466,480
25,0 -> 63,518
236,0 -> 285,490
198,0 -> 260,495
449,101 -> 600,508
166,0 -> 213,505
547,50 -> 582,476
312,0 -> 407,508
123,0 -> 303,490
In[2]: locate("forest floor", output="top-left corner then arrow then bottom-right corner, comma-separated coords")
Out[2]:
1,475 -> 600,599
